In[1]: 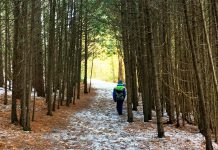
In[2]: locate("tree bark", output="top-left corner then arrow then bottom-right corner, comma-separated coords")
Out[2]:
11,0 -> 21,124
145,0 -> 165,138
34,0 -> 45,97
84,6 -> 88,94
0,10 -> 4,87
4,0 -> 9,105
20,0 -> 28,129
138,0 -> 149,122
127,0 -> 138,111
77,0 -> 83,99
47,0 -> 56,116
121,0 -> 133,122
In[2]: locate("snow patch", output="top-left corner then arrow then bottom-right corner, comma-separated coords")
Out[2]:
44,80 -> 218,150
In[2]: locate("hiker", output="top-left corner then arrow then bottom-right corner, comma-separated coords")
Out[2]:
113,80 -> 126,115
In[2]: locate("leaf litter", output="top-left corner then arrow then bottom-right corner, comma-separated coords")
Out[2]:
0,80 -> 218,149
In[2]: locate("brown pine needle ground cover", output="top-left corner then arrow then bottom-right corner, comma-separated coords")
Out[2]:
0,88 -> 96,149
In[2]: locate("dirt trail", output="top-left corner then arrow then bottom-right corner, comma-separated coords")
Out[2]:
1,80 -> 217,150
44,80 -> 131,149
45,80 -> 218,150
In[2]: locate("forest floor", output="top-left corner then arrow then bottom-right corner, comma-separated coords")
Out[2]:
0,80 -> 218,150
0,86 -> 96,149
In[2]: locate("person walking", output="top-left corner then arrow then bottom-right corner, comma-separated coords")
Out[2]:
113,80 -> 126,115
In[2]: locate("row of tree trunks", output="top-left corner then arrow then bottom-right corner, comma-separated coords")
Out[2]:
0,0 -> 90,131
0,0 -> 135,131
118,0 -> 218,144
182,0 -> 213,149
120,0 -> 165,136
119,0 -> 165,136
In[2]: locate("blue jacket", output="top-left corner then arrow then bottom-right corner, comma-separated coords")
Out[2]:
113,84 -> 126,101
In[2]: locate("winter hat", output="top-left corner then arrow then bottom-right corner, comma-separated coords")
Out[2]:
118,80 -> 123,85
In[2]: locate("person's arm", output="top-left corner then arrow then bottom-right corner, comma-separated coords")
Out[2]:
113,89 -> 116,101
123,88 -> 126,99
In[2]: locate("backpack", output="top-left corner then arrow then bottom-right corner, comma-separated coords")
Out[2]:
115,89 -> 124,101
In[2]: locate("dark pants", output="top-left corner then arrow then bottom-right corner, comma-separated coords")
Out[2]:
116,100 -> 124,115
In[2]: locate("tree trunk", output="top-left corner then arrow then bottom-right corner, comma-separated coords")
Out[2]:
0,10 -> 3,87
138,0 -> 149,122
121,0 -> 133,122
47,0 -> 56,116
4,0 -> 9,105
57,0 -> 63,109
161,0 -> 175,124
20,0 -> 28,129
34,0 -> 45,97
127,0 -> 138,111
145,0 -> 165,138
11,0 -> 21,124
77,0 -> 83,99
83,6 -> 88,94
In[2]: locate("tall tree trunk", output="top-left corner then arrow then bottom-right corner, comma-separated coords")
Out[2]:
66,1 -> 76,106
174,19 -> 182,127
57,0 -> 63,109
8,34 -> 12,91
60,0 -> 67,105
161,0 -> 175,124
20,0 -> 28,129
47,0 -> 56,116
138,0 -> 149,122
11,0 -> 21,124
42,8 -> 47,92
25,48 -> 32,130
121,0 -> 133,122
0,6 -> 3,87
83,6 -> 88,94
4,0 -> 9,105
145,0 -> 164,138
127,0 -> 138,111
77,0 -> 83,99
34,0 -> 45,97
71,0 -> 77,104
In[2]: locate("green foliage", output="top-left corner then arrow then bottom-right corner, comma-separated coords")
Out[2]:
80,0 -> 122,81
85,0 -> 121,57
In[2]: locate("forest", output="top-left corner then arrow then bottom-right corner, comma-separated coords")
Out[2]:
0,0 -> 218,149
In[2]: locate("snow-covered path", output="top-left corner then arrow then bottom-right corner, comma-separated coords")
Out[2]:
45,80 -> 218,150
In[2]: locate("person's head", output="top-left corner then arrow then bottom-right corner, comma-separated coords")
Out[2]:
117,80 -> 123,85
